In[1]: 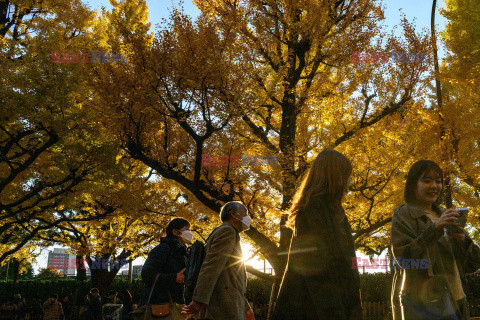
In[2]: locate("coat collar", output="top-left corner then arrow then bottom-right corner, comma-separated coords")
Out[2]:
408,203 -> 446,219
222,222 -> 240,234
160,236 -> 187,254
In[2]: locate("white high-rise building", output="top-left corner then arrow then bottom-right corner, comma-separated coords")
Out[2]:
47,248 -> 76,276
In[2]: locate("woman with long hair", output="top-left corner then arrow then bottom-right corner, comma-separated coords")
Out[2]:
271,149 -> 362,320
390,160 -> 480,320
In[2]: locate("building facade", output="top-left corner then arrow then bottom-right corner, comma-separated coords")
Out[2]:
47,248 -> 76,277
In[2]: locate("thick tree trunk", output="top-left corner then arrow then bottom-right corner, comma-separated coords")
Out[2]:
90,268 -> 118,295
76,254 -> 87,281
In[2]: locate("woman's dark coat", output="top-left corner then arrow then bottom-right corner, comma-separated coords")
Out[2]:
140,236 -> 187,305
390,203 -> 480,320
272,195 -> 363,320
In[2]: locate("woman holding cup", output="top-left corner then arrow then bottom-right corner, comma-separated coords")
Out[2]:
390,160 -> 480,320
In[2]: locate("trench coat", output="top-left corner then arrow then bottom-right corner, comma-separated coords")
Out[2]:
192,223 -> 251,320
390,203 -> 480,320
140,236 -> 187,305
271,195 -> 363,320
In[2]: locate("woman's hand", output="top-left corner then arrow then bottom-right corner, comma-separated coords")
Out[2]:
176,268 -> 185,284
449,226 -> 466,242
434,209 -> 459,231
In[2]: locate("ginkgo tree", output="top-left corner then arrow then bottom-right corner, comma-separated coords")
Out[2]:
36,156 -> 202,292
85,1 -> 437,310
0,0 -> 129,264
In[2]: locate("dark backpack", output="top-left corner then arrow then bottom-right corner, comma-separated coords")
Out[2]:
184,240 -> 206,304
184,226 -> 227,304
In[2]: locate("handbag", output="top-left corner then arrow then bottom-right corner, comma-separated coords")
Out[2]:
130,274 -> 170,320
131,274 -> 185,320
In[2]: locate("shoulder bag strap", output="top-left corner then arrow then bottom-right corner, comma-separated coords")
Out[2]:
146,273 -> 161,306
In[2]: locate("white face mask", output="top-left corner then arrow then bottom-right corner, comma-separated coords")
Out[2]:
180,230 -> 193,244
234,214 -> 252,231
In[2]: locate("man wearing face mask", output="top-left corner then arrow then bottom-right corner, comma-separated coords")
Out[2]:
182,201 -> 255,320
140,218 -> 193,313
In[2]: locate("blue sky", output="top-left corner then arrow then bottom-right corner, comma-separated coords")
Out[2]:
84,0 -> 447,35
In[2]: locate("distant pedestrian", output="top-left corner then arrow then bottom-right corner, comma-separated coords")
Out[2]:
83,289 -> 102,320
28,297 -> 43,320
13,295 -> 28,320
0,297 -> 19,320
42,294 -> 63,320
102,292 -> 117,305
117,290 -> 132,320
61,296 -> 73,320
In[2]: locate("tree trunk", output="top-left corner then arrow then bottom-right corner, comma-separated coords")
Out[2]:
432,0 -> 454,209
76,254 -> 87,281
12,258 -> 20,283
90,268 -> 118,295
128,260 -> 133,283
444,175 -> 454,208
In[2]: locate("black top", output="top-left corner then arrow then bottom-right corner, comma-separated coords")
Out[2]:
272,195 -> 362,320
84,296 -> 102,320
140,236 -> 187,305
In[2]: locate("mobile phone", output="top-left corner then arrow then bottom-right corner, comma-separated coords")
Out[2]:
446,208 -> 469,234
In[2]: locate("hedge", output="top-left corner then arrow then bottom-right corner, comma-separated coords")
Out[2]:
3,272 -> 480,306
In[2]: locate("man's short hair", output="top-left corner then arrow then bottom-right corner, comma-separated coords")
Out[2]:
90,288 -> 99,294
220,201 -> 246,222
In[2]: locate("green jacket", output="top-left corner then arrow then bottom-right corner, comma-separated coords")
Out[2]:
390,203 -> 480,319
193,223 -> 250,320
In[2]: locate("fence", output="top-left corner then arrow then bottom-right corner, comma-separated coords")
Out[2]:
251,301 -> 480,320
250,303 -> 392,320
362,302 -> 390,320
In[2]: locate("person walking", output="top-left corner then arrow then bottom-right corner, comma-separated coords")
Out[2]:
390,160 -> 480,320
117,290 -> 132,320
83,289 -> 102,320
182,201 -> 255,320
28,297 -> 43,320
61,295 -> 73,320
102,292 -> 118,305
139,218 -> 192,319
42,294 -> 64,320
271,149 -> 363,320
0,297 -> 19,320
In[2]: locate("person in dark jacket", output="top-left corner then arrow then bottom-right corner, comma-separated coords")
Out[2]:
103,292 -> 118,305
390,160 -> 480,320
61,295 -> 73,320
117,290 -> 132,320
83,289 -> 102,320
29,297 -> 43,320
140,218 -> 192,307
271,149 -> 363,320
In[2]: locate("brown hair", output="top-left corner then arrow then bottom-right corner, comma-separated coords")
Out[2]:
404,160 -> 444,209
287,149 -> 352,229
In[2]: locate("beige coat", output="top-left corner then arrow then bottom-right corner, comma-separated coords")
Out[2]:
193,223 -> 250,320
390,203 -> 480,319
